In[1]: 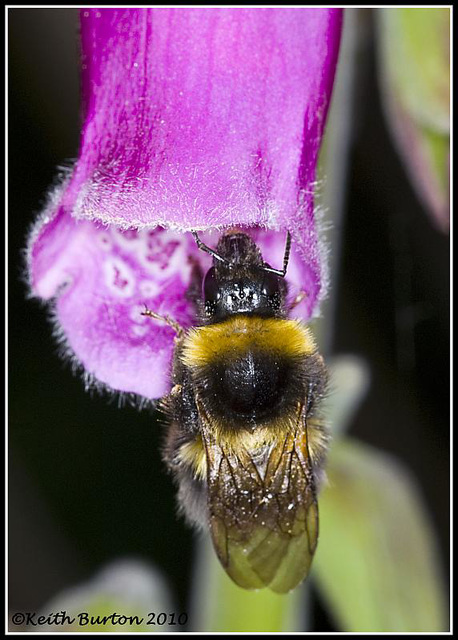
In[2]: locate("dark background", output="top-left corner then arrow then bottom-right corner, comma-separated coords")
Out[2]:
8,8 -> 450,631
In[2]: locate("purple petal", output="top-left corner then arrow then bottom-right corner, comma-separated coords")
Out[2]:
27,8 -> 342,399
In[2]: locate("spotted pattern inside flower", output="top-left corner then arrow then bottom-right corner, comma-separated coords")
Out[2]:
103,257 -> 136,298
97,226 -> 196,307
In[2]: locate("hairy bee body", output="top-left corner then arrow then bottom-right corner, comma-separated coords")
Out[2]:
158,231 -> 328,593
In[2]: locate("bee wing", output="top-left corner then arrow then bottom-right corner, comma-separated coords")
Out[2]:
201,406 -> 318,593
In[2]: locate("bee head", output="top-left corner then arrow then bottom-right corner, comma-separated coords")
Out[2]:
195,232 -> 289,321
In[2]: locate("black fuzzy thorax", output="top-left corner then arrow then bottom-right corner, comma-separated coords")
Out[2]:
190,346 -> 326,430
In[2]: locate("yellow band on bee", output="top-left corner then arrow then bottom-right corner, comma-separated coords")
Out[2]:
178,436 -> 207,480
180,315 -> 316,369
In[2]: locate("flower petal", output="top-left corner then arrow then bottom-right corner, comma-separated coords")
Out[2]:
72,9 -> 341,228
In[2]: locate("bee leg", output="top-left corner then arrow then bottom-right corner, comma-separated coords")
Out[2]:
185,261 -> 204,315
261,231 -> 292,277
141,306 -> 184,340
192,231 -> 228,264
289,291 -> 308,311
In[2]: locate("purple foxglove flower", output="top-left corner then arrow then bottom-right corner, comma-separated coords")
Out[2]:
27,8 -> 343,399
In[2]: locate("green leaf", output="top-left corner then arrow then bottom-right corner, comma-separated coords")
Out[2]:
313,438 -> 448,632
377,8 -> 449,130
376,8 -> 450,231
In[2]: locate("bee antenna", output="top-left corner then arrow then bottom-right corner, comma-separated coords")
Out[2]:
261,231 -> 291,277
192,231 -> 229,264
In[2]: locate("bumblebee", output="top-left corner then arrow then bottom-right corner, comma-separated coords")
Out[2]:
143,230 -> 328,593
